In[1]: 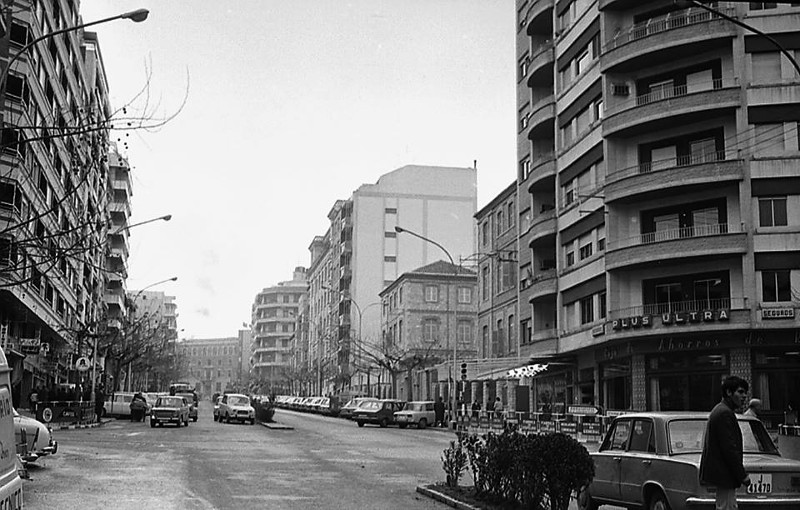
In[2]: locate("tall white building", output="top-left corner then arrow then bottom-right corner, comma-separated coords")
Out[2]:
307,164 -> 477,396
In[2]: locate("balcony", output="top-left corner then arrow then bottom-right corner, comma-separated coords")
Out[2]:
527,154 -> 556,192
108,200 -> 131,218
605,297 -> 751,340
527,270 -> 557,302
111,175 -> 132,197
525,0 -> 554,36
527,44 -> 554,87
527,96 -> 555,140
606,154 -> 744,202
606,223 -> 747,270
603,80 -> 739,137
601,5 -> 738,74
527,210 -> 556,246
104,291 -> 124,309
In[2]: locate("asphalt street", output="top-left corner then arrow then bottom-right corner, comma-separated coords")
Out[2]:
22,401 -> 456,509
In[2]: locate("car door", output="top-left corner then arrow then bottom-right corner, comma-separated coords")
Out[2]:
619,418 -> 656,504
591,418 -> 631,503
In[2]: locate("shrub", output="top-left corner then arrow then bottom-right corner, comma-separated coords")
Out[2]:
535,433 -> 595,510
441,439 -> 468,488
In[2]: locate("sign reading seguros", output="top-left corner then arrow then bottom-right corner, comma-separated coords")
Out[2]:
0,348 -> 22,509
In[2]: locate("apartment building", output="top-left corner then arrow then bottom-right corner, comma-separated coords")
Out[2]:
104,144 -> 133,334
508,0 -> 800,421
0,1 -> 122,405
250,267 -> 307,392
306,165 -> 477,397
380,260 -> 478,402
178,335 -> 246,398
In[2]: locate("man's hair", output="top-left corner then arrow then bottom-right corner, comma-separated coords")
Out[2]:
721,375 -> 749,397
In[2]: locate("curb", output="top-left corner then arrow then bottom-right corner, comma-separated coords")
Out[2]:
51,419 -> 109,431
260,421 -> 293,430
415,486 -> 481,510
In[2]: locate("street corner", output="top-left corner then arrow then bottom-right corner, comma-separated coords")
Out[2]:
416,485 -> 482,510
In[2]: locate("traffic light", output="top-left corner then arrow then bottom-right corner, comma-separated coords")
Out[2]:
460,362 -> 468,380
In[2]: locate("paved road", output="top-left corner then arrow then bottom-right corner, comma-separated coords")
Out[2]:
23,401 -> 455,509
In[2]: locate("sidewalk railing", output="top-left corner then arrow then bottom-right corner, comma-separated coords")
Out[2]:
31,400 -> 96,426
453,409 -> 612,444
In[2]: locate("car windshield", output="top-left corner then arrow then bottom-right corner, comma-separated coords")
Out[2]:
668,418 -> 779,455
156,397 -> 184,407
229,396 -> 249,406
360,401 -> 381,410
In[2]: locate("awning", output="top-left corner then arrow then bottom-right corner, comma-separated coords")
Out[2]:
507,363 -> 549,378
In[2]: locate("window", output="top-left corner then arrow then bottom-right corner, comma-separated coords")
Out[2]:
507,202 -> 515,227
482,221 -> 489,246
519,54 -> 529,80
752,52 -> 782,84
762,270 -> 791,302
579,242 -> 593,260
384,231 -> 397,238
0,181 -> 21,211
457,287 -> 472,304
0,238 -> 17,267
385,207 -> 397,214
423,319 -> 440,342
457,321 -> 472,345
481,266 -> 490,300
9,22 -> 30,46
482,325 -> 489,355
599,292 -> 607,319
424,285 -> 438,302
564,180 -> 575,206
566,248 -> 575,267
580,296 -> 594,324
497,210 -> 504,233
759,197 -> 788,227
750,2 -> 778,10
384,255 -> 396,262
520,157 -> 532,181
629,420 -> 656,453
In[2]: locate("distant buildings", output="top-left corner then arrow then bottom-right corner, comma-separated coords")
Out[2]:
305,165 -> 477,396
178,335 -> 248,397
249,268 -> 308,391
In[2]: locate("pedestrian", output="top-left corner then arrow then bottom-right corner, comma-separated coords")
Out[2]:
434,397 -> 445,428
744,398 -> 762,419
471,400 -> 481,420
28,386 -> 39,413
95,385 -> 106,423
699,375 -> 751,510
493,397 -> 503,421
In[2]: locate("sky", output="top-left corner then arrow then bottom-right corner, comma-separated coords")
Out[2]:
80,1 -> 516,339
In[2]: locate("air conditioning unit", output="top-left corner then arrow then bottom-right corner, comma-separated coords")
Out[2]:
612,83 -> 630,96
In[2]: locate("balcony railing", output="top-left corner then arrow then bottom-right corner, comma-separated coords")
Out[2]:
609,297 -> 747,320
603,3 -> 736,53
606,77 -> 730,118
608,151 -> 742,182
610,222 -> 742,251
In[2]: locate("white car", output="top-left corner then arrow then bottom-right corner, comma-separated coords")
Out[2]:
394,401 -> 436,429
13,409 -> 57,463
217,393 -> 255,424
213,395 -> 223,421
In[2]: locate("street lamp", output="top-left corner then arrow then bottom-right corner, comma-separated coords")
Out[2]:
0,9 -> 150,92
110,214 -> 172,236
321,285 -> 380,395
394,225 -> 460,422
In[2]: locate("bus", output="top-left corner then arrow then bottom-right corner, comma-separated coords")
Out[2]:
168,382 -> 194,396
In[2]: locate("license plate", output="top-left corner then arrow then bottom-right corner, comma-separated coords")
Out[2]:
747,473 -> 772,494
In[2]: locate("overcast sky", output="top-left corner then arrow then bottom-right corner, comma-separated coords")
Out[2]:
80,1 -> 516,339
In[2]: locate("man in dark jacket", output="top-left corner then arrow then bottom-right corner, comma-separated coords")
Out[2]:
434,397 -> 445,428
699,375 -> 751,509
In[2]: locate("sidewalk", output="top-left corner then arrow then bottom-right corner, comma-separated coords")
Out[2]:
17,408 -> 111,430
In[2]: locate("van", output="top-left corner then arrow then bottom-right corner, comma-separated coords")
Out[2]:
103,392 -> 135,417
0,348 -> 24,507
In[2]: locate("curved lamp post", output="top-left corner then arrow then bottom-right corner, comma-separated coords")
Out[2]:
0,9 -> 149,93
394,225 -> 460,421
675,0 -> 800,76
111,214 -> 172,236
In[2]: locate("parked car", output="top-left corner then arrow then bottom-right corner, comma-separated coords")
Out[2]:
217,393 -> 255,424
353,399 -> 405,428
149,396 -> 190,428
394,401 -> 435,429
578,411 -> 800,510
103,392 -> 136,417
175,392 -> 198,422
213,395 -> 223,421
339,397 -> 377,419
13,409 -> 57,463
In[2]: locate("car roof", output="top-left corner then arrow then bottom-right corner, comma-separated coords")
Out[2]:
226,393 -> 248,398
610,411 -> 761,421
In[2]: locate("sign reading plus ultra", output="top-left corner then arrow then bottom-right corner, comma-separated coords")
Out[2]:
612,309 -> 730,330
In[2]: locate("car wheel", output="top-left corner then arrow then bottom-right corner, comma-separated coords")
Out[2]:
649,490 -> 670,510
379,418 -> 389,428
577,487 -> 598,510
399,423 -> 407,429
250,419 -> 255,425
357,421 -> 365,427
418,418 -> 427,429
